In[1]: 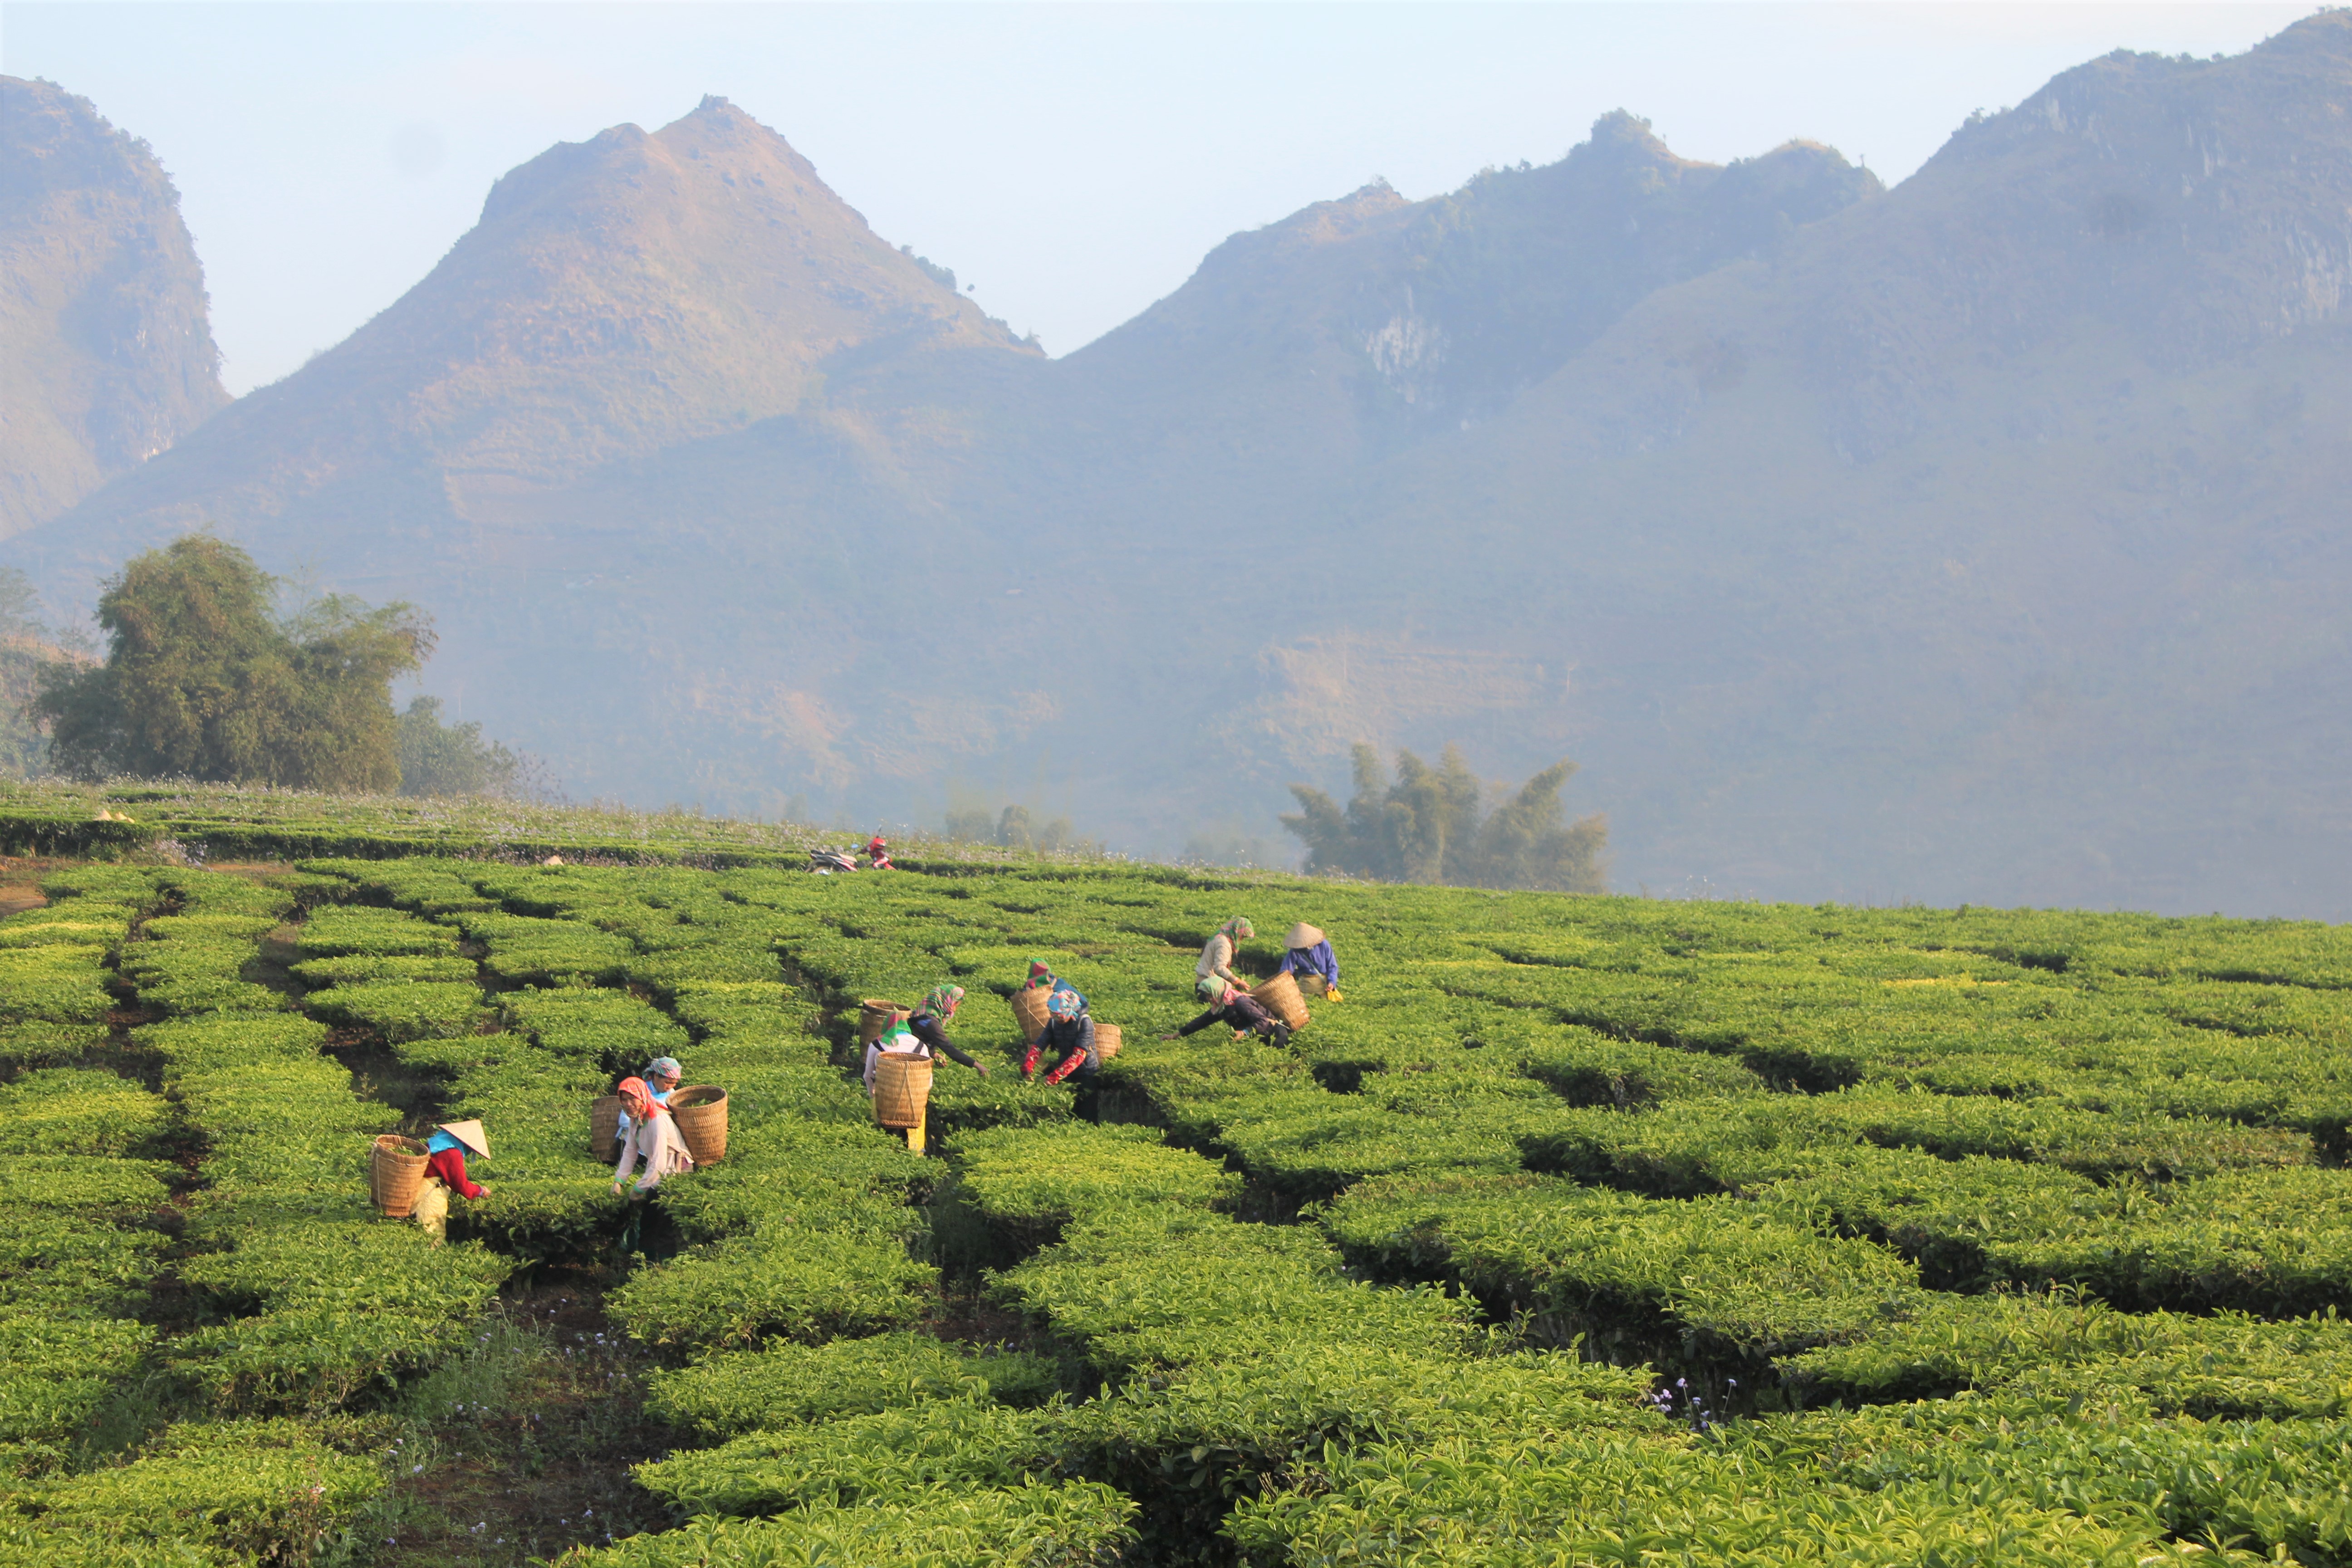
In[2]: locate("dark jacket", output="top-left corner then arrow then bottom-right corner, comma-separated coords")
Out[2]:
906,1012 -> 981,1071
1036,1014 -> 1098,1084
1176,994 -> 1278,1036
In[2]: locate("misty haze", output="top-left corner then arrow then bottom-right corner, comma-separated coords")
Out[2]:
3,8 -> 2351,1562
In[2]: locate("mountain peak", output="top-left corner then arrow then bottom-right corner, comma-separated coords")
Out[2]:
0,75 -> 228,537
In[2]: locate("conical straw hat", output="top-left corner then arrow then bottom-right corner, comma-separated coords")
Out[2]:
1284,923 -> 1326,950
436,1119 -> 490,1158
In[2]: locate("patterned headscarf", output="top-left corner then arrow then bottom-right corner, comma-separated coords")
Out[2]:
918,984 -> 965,1020
1218,917 -> 1254,942
1046,988 -> 1082,1021
1026,960 -> 1056,989
1195,976 -> 1225,1004
645,1057 -> 682,1083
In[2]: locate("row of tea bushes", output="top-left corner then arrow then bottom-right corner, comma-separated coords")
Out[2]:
293,858 -> 951,1319
622,1119 -> 1652,1555
290,870 -> 622,1260
547,1481 -> 1138,1568
1754,1145 -> 2352,1314
59,870 -> 516,1416
0,870 -> 425,1563
0,1058 -> 173,1473
1226,1396 -> 2345,1567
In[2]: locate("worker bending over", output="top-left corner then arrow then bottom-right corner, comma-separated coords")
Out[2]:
1164,977 -> 1293,1050
870,985 -> 992,1082
1196,918 -> 1253,992
424,1119 -> 492,1199
1029,989 -> 1102,1121
1279,923 -> 1342,1000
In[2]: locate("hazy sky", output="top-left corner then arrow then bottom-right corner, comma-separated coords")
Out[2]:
5,2 -> 2308,395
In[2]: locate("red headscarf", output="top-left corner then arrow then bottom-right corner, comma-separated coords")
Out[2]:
617,1076 -> 665,1122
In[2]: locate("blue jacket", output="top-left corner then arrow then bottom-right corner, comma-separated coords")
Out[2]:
1279,940 -> 1339,985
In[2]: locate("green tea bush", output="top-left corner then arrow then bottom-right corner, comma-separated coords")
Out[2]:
1,1417 -> 383,1564
636,1399 -> 1063,1514
0,1068 -> 172,1156
304,980 -> 486,1041
505,987 -> 689,1070
1784,1291 -> 2352,1417
608,1225 -> 936,1352
648,1332 -> 1059,1437
934,1122 -> 1242,1264
547,1480 -> 1137,1568
294,906 -> 459,959
0,942 -> 113,1025
286,952 -> 477,988
136,1000 -> 511,1411
1323,1170 -> 1922,1366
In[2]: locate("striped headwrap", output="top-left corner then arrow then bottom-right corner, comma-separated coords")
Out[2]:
1218,917 -> 1254,942
918,984 -> 965,1020
1026,960 -> 1056,989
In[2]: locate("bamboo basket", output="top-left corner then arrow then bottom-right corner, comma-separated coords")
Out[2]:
369,1134 -> 430,1218
1093,1022 -> 1122,1060
670,1086 -> 728,1165
589,1094 -> 623,1156
1011,986 -> 1051,1044
1251,972 -> 1311,1030
859,999 -> 910,1044
872,1052 -> 933,1130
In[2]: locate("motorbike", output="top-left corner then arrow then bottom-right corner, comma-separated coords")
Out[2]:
807,848 -> 860,874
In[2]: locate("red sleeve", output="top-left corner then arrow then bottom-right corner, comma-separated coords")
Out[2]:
426,1147 -> 485,1200
1043,1048 -> 1078,1085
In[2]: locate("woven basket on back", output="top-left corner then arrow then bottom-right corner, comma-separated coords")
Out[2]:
370,1134 -> 429,1218
670,1085 -> 728,1165
1251,972 -> 1311,1030
589,1095 -> 623,1157
1011,986 -> 1051,1043
1093,1022 -> 1123,1060
872,1052 -> 933,1130
859,999 -> 910,1044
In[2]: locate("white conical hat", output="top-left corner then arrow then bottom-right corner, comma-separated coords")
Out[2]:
1285,923 -> 1326,949
436,1119 -> 490,1158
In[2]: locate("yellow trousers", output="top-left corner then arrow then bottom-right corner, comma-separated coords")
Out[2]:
904,1106 -> 927,1154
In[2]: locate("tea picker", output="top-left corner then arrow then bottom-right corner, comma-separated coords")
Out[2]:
1020,959 -> 1086,1009
866,1010 -> 947,1152
1279,923 -> 1343,1000
1196,917 -> 1254,992
1165,977 -> 1293,1049
901,985 -> 991,1078
1017,961 -> 1087,1074
1029,988 -> 1102,1121
613,1056 -> 683,1150
424,1119 -> 493,1199
613,1075 -> 693,1197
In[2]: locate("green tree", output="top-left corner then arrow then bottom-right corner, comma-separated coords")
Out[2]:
1281,743 -> 1607,892
34,535 -> 432,790
396,696 -> 520,797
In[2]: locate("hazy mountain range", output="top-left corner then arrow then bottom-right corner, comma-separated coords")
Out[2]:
4,13 -> 2349,916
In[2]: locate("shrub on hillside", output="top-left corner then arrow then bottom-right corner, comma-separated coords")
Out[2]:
1282,743 -> 1607,892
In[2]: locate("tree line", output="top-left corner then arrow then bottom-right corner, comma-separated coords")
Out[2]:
7,535 -> 544,798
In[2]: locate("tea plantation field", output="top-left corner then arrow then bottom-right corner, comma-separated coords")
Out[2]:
1,801 -> 2348,1565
